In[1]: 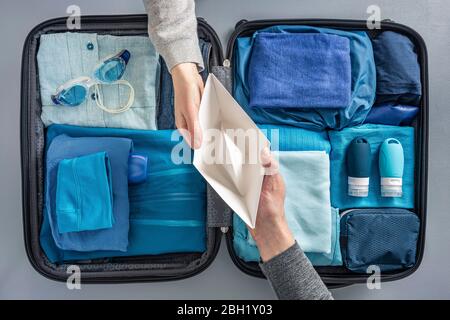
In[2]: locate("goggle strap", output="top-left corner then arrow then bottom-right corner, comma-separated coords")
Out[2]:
93,80 -> 135,114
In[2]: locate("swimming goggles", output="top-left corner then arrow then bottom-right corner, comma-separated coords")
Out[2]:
51,49 -> 135,114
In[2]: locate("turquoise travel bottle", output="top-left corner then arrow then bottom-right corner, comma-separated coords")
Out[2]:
379,138 -> 404,197
346,137 -> 371,197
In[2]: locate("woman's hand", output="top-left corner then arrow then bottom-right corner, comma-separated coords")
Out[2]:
171,62 -> 204,149
249,148 -> 296,262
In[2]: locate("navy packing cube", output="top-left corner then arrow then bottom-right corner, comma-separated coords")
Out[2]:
21,15 -> 428,287
340,209 -> 420,273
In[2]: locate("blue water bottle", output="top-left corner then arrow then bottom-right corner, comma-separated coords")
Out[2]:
346,137 -> 371,197
379,138 -> 404,197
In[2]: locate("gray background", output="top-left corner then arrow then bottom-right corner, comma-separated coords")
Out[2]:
0,0 -> 449,299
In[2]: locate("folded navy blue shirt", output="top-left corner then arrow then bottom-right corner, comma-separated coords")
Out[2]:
364,103 -> 419,126
248,33 -> 351,109
372,31 -> 422,105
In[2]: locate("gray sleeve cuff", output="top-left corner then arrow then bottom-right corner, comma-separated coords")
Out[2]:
143,0 -> 205,73
159,38 -> 205,73
259,242 -> 333,300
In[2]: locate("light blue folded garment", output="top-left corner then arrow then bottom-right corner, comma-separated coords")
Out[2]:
234,25 -> 376,130
37,32 -> 160,129
329,124 -> 415,209
259,124 -> 331,153
272,151 -> 332,253
305,207 -> 342,266
56,151 -> 114,233
41,125 -> 207,263
249,33 -> 351,109
233,207 -> 342,266
237,151 -> 332,253
44,135 -> 133,252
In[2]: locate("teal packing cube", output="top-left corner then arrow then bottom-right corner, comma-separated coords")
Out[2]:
56,151 -> 114,233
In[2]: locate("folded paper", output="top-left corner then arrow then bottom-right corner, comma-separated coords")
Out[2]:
193,74 -> 269,228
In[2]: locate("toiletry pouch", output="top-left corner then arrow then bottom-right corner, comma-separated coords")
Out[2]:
340,208 -> 420,273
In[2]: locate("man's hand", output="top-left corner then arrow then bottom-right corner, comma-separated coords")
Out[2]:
249,148 -> 296,262
171,62 -> 204,149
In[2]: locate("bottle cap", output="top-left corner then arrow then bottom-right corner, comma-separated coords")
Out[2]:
346,137 -> 371,197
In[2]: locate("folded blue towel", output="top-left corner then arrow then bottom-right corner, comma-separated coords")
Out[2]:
249,33 -> 351,109
372,31 -> 421,106
41,125 -> 206,263
364,103 -> 419,126
329,124 -> 415,209
44,135 -> 132,252
233,207 -> 342,266
37,32 -> 160,129
259,124 -> 331,153
234,25 -> 376,131
56,151 -> 114,233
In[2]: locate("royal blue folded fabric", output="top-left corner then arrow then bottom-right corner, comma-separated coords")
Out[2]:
56,151 -> 114,233
248,33 -> 351,109
372,31 -> 421,106
44,135 -> 132,252
41,125 -> 207,263
258,124 -> 331,153
234,25 -> 376,131
329,124 -> 415,209
364,103 -> 419,126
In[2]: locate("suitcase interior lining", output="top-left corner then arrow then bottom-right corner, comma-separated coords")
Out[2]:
24,18 -> 223,281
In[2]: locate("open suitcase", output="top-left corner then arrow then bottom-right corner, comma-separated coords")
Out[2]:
21,15 -> 428,287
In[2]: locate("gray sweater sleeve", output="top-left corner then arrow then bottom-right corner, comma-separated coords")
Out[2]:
259,242 -> 333,300
143,0 -> 204,72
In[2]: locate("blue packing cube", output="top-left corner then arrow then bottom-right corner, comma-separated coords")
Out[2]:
340,208 -> 420,273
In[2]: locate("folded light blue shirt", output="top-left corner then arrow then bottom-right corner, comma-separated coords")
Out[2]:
56,151 -> 114,233
37,32 -> 160,129
329,124 -> 415,209
249,33 -> 351,109
43,135 -> 133,252
234,25 -> 376,131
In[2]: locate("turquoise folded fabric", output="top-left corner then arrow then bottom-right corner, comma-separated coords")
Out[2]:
259,124 -> 331,153
56,151 -> 114,233
44,135 -> 132,253
41,125 -> 206,263
329,124 -> 415,209
233,207 -> 342,266
234,25 -> 376,130
37,32 -> 160,129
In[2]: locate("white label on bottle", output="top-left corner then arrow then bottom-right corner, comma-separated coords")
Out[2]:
348,177 -> 370,186
381,178 -> 402,186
